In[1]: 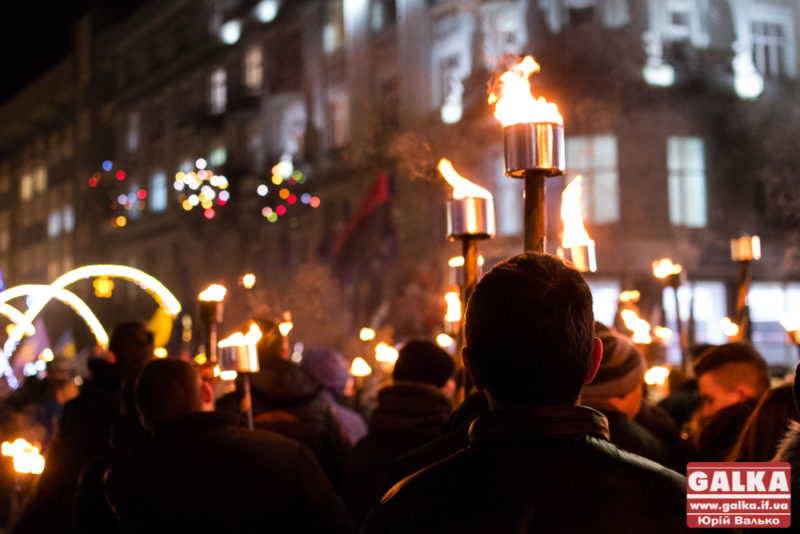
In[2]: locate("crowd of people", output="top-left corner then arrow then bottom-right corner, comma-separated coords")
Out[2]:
0,251 -> 799,532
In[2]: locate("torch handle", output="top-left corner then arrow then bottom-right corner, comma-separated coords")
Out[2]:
243,373 -> 254,431
523,173 -> 546,253
733,260 -> 752,342
460,239 -> 479,395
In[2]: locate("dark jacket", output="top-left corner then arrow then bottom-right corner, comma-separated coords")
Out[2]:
342,382 -> 452,528
217,356 -> 347,488
770,421 -> 800,533
105,410 -> 354,534
600,408 -> 672,467
361,404 -> 689,534
693,397 -> 758,462
12,359 -> 124,534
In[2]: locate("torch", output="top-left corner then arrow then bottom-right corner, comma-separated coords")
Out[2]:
349,357 -> 372,412
490,56 -> 564,252
652,259 -> 690,376
218,323 -> 262,430
198,284 -> 227,365
438,159 -> 495,393
730,235 -> 761,342
557,176 -> 597,272
780,317 -> 800,360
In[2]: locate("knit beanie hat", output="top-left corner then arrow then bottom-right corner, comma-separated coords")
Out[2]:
582,328 -> 645,399
393,341 -> 455,388
300,347 -> 350,396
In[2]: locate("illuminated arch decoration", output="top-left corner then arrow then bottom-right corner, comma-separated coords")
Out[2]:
0,304 -> 36,336
1,265 -> 182,388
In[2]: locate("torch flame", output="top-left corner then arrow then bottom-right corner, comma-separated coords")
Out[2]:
619,290 -> 641,303
350,357 -> 372,377
218,322 -> 263,348
199,284 -> 227,302
1,438 -> 45,474
652,259 -> 682,279
437,159 -> 493,200
488,56 -> 563,127
620,309 -> 652,344
720,317 -> 740,337
375,342 -> 399,364
560,176 -> 594,248
644,366 -> 670,386
444,291 -> 462,323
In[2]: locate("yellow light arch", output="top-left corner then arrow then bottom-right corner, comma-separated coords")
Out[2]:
0,304 -> 35,336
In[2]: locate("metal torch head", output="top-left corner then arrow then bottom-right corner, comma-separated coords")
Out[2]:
447,197 -> 496,240
219,344 -> 260,373
199,300 -> 223,325
504,122 -> 565,177
557,243 -> 597,273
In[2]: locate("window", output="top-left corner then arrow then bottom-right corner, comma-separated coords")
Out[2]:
662,281 -> 727,365
369,0 -> 396,32
586,279 -> 622,327
566,135 -> 618,224
209,146 -> 227,167
149,172 -> 168,212
33,166 -> 47,193
127,183 -> 142,220
328,89 -> 351,148
667,136 -> 706,228
20,173 -> 33,201
62,205 -> 74,232
210,68 -> 227,114
749,283 -> 800,366
127,112 -> 140,152
752,21 -> 786,78
664,0 -> 692,40
244,45 -> 263,91
47,211 -> 61,238
324,0 -> 345,54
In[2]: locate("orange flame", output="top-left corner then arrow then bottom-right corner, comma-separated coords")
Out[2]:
560,176 -> 594,248
620,309 -> 652,344
437,159 -> 492,200
488,56 -> 563,127
652,258 -> 682,279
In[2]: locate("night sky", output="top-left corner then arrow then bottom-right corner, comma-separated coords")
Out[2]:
0,1 -> 146,105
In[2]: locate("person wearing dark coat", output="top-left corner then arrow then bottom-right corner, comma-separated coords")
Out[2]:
104,358 -> 353,534
12,323 -> 153,534
342,340 -> 454,528
362,253 -> 689,533
581,324 -> 672,467
728,384 -> 800,462
690,342 -> 769,461
216,318 -> 347,488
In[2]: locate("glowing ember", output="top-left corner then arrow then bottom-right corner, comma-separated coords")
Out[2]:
560,176 -> 594,249
652,258 -> 682,279
488,56 -> 562,127
350,357 -> 372,377
644,366 -> 670,386
437,159 -> 493,200
198,284 -> 227,302
444,291 -> 462,323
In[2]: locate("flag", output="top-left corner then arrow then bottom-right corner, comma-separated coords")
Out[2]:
330,170 -> 391,258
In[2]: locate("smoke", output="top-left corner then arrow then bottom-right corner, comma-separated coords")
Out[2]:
386,131 -> 435,181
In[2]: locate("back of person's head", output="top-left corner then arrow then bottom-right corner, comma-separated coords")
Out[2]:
135,359 -> 202,423
109,322 -> 155,377
251,317 -> 285,363
301,347 -> 350,396
693,342 -> 769,397
581,324 -> 644,401
465,252 -> 594,407
393,341 -> 455,388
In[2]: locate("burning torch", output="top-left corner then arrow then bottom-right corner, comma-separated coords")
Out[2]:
349,357 -> 372,412
198,284 -> 226,365
557,176 -> 596,272
652,259 -> 690,376
438,159 -> 495,393
780,317 -> 800,359
490,56 -> 564,252
218,323 -> 262,430
730,235 -> 761,342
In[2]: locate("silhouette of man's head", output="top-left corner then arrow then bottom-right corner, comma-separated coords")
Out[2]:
464,253 -> 596,407
108,322 -> 155,377
135,359 -> 203,425
694,342 -> 769,418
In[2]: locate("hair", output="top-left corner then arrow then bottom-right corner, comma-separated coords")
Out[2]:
393,340 -> 455,388
109,322 -> 155,377
694,342 -> 769,397
135,359 -> 203,422
465,252 -> 595,407
251,317 -> 285,363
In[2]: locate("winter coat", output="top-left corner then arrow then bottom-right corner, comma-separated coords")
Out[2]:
599,408 -> 672,467
342,382 -> 452,528
361,404 -> 690,534
104,411 -> 354,534
771,421 -> 800,533
217,356 -> 348,488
